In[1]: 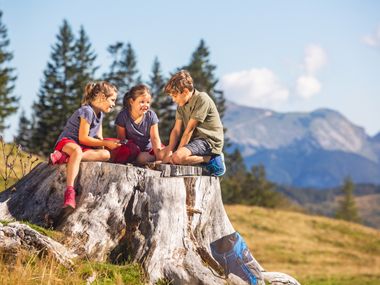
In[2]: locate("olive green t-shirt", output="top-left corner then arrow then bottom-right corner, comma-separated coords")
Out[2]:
176,90 -> 224,154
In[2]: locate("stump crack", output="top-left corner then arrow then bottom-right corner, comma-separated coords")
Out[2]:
184,177 -> 226,279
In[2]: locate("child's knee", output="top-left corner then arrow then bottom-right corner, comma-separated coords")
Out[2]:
72,146 -> 83,158
172,152 -> 184,164
100,150 -> 111,161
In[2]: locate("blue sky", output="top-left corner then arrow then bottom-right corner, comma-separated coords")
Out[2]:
1,0 -> 380,141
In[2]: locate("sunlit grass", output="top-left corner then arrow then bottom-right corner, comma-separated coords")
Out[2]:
0,250 -> 145,285
225,205 -> 380,283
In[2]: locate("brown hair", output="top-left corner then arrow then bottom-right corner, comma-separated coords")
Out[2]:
164,70 -> 194,94
123,84 -> 151,110
81,81 -> 118,105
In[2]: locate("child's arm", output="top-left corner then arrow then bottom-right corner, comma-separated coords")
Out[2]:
150,124 -> 163,160
78,118 -> 120,150
178,118 -> 199,149
162,120 -> 182,162
167,120 -> 182,151
116,125 -> 126,140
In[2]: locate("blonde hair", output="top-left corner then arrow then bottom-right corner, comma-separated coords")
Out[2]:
123,84 -> 151,111
81,81 -> 118,105
164,70 -> 194,94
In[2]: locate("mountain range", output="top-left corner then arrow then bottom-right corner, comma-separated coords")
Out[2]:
223,101 -> 380,188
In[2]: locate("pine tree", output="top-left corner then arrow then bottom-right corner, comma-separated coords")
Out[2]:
182,39 -> 226,118
103,42 -> 141,137
30,20 -> 77,155
335,177 -> 361,223
14,109 -> 31,150
182,39 -> 230,155
148,57 -> 175,144
220,148 -> 247,203
241,165 -> 282,208
71,26 -> 98,110
0,10 -> 19,133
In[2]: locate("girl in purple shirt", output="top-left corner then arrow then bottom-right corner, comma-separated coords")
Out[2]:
115,84 -> 164,164
49,81 -> 121,209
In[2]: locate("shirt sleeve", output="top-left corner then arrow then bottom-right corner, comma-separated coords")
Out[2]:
191,95 -> 210,123
150,110 -> 159,125
175,108 -> 183,121
78,106 -> 94,125
115,110 -> 126,127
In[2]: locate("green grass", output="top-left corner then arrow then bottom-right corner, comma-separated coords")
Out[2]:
23,221 -> 65,242
76,261 -> 145,285
0,252 -> 146,285
300,274 -> 380,285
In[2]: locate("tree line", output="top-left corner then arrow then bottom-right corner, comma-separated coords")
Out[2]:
0,11 -> 362,218
12,20 -> 225,154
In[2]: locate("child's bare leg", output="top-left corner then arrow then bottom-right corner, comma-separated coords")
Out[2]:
171,147 -> 210,165
135,152 -> 155,165
82,149 -> 111,162
62,143 -> 84,187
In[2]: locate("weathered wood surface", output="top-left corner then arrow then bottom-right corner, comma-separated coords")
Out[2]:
146,162 -> 206,177
0,162 -> 300,285
0,222 -> 76,267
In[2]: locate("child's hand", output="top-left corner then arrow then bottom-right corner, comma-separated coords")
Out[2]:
155,148 -> 166,161
104,140 -> 121,150
162,151 -> 173,164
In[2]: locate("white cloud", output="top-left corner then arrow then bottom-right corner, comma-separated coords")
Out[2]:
220,44 -> 326,106
303,44 -> 327,74
295,44 -> 327,98
296,75 -> 321,98
220,68 -> 289,107
362,25 -> 380,47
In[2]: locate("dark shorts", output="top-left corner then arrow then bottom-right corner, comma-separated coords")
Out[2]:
184,138 -> 213,156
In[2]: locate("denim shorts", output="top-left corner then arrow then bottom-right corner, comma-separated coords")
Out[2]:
184,138 -> 213,156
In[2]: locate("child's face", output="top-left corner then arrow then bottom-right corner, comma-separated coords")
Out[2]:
169,88 -> 191,107
130,93 -> 151,116
93,91 -> 117,113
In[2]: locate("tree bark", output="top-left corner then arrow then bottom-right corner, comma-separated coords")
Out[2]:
0,162 -> 300,285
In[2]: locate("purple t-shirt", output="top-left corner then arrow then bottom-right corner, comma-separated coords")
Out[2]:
115,109 -> 159,151
56,105 -> 103,145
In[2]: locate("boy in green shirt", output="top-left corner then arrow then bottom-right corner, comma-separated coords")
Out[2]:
162,70 -> 225,176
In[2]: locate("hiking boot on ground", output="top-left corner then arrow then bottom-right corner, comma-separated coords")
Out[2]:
205,153 -> 226,176
63,187 -> 76,209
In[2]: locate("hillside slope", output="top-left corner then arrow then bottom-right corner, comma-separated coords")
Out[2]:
225,205 -> 380,284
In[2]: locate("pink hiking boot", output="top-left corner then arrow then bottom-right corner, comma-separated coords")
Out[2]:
49,150 -> 69,165
63,187 -> 76,209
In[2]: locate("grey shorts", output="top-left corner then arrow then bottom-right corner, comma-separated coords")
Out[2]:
184,138 -> 213,156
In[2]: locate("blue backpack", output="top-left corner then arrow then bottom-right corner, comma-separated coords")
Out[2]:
210,232 -> 264,285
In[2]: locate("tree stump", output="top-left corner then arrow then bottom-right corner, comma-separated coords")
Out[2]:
0,162 -> 300,285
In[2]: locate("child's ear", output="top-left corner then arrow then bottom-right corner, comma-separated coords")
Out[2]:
96,92 -> 107,102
